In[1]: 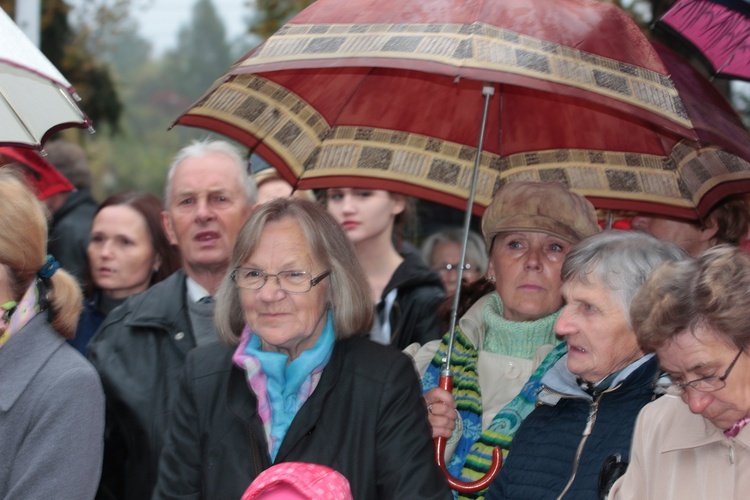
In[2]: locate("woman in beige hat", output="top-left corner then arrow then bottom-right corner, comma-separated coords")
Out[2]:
406,180 -> 600,498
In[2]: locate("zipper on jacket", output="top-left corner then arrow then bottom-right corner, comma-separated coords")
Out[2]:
556,395 -> 602,499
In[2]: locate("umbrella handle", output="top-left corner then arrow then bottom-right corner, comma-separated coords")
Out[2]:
433,374 -> 503,494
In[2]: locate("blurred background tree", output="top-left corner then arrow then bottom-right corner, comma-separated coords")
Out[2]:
249,0 -> 314,39
1,0 -> 124,133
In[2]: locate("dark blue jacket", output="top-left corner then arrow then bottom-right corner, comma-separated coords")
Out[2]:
69,294 -> 129,356
486,355 -> 660,500
68,295 -> 105,356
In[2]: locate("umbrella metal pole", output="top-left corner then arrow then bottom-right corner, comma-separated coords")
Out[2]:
441,83 -> 494,379
435,83 -> 502,494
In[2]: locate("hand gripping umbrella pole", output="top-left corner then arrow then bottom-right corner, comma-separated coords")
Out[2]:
434,84 -> 502,493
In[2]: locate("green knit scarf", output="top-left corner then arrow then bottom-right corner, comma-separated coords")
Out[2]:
482,292 -> 560,358
422,292 -> 564,500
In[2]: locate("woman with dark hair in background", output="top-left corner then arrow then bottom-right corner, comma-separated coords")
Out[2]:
68,191 -> 180,355
325,188 -> 445,349
0,170 -> 104,499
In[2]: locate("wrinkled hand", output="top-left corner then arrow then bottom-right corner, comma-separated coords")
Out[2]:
424,387 -> 458,439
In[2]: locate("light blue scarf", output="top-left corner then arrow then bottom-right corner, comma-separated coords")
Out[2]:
241,311 -> 334,460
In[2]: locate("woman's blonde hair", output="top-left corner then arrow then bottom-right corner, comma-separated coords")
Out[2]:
215,198 -> 373,345
0,169 -> 82,337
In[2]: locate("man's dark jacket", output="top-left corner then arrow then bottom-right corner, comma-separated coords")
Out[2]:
88,270 -> 195,500
486,356 -> 660,499
48,189 -> 97,284
379,248 -> 445,349
153,336 -> 452,500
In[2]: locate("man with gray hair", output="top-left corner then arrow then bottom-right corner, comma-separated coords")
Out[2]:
88,140 -> 257,500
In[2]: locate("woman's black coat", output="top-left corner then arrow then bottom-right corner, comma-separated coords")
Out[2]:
152,336 -> 451,500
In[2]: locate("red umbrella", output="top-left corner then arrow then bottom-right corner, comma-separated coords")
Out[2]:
172,0 -> 750,491
175,0 -> 750,221
657,0 -> 750,81
0,146 -> 74,200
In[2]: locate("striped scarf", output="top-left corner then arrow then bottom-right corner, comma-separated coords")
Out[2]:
421,295 -> 565,499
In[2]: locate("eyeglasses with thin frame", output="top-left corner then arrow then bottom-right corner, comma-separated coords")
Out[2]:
434,263 -> 474,274
231,268 -> 330,293
661,347 -> 744,395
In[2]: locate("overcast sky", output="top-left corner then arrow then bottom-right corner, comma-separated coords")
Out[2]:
134,0 -> 252,54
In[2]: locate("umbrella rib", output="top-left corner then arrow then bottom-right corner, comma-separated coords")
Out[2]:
0,85 -> 36,143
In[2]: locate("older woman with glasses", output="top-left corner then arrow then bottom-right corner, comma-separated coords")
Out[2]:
609,245 -> 750,499
421,227 -> 488,296
152,198 -> 450,500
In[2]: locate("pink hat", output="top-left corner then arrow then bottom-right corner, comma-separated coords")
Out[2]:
241,462 -> 353,500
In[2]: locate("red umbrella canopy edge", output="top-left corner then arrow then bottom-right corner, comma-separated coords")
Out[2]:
233,0 -> 694,135
0,146 -> 74,200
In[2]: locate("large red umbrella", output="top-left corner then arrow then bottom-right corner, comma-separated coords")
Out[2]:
172,0 -> 750,492
657,0 -> 750,81
175,0 -> 750,221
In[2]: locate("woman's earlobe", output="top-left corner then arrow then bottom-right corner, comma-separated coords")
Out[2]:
700,217 -> 720,243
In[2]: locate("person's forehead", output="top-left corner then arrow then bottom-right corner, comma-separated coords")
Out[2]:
494,230 -> 569,245
93,205 -> 148,230
248,221 -> 315,266
657,328 -> 730,368
175,153 -> 240,179
561,275 -> 603,298
170,168 -> 243,197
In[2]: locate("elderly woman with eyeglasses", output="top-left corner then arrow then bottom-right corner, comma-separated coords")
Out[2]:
608,245 -> 750,499
152,198 -> 450,500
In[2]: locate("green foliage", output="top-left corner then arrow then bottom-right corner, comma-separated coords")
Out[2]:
77,0 -> 243,198
34,0 -> 124,133
249,0 -> 315,39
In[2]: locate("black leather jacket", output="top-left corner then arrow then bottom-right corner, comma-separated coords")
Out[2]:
378,247 -> 446,349
153,336 -> 452,500
88,270 -> 196,500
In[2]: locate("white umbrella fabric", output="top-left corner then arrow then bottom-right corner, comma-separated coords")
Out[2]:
0,8 -> 93,149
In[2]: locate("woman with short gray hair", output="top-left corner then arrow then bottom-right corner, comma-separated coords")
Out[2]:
421,227 -> 488,296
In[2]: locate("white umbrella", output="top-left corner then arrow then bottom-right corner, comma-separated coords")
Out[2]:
0,8 -> 93,150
